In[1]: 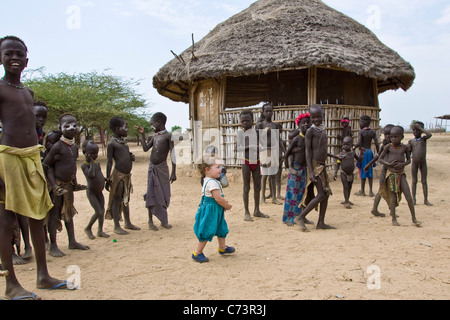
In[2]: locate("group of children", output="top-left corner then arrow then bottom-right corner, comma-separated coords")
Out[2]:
233,103 -> 430,236
0,35 -> 183,299
0,36 -> 434,298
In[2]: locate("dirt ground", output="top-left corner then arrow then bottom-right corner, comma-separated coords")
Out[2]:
2,133 -> 449,300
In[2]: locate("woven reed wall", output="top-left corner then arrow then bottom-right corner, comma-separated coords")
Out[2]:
219,104 -> 381,168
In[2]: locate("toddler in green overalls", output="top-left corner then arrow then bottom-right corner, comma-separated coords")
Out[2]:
193,156 -> 235,263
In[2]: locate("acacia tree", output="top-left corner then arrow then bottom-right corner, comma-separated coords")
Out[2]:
24,69 -> 151,145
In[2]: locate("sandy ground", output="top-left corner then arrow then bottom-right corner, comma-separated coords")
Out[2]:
2,133 -> 449,301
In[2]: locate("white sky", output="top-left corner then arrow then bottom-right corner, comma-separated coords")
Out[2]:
1,0 -> 449,130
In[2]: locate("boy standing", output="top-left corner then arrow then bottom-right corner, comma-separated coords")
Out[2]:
137,112 -> 176,230
255,103 -> 285,205
355,115 -> 380,197
367,124 -> 394,217
12,100 -> 49,263
43,113 -> 90,257
0,36 -> 68,300
295,105 -> 335,232
408,121 -> 433,206
82,140 -> 109,239
237,110 -> 267,221
378,126 -> 421,227
106,117 -> 140,235
337,117 -> 352,142
34,101 -> 48,146
332,136 -> 362,209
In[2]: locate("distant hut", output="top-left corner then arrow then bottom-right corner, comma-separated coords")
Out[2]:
153,0 -> 415,166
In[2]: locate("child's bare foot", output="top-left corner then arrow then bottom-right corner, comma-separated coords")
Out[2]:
98,231 -> 110,238
371,209 -> 386,217
392,219 -> 400,226
413,219 -> 422,227
84,227 -> 96,240
148,222 -> 158,231
69,241 -> 90,251
125,223 -> 141,231
161,223 -> 172,229
244,212 -> 253,222
12,253 -> 28,265
316,222 -> 336,230
424,201 -> 433,206
369,191 -> 375,197
254,211 -> 269,218
114,227 -> 129,235
295,216 -> 309,232
23,247 -> 33,260
355,191 -> 366,196
344,203 -> 352,209
49,244 -> 66,257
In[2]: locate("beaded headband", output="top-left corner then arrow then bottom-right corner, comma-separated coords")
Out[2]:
295,113 -> 310,126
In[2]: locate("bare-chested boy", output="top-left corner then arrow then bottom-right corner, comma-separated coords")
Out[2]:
11,100 -> 49,264
43,113 -> 89,257
82,141 -> 109,240
366,124 -> 394,217
332,136 -> 362,209
354,115 -> 380,197
237,110 -> 267,221
408,121 -> 433,206
0,35 -> 69,300
295,105 -> 335,232
106,117 -> 140,235
255,103 -> 285,205
378,126 -> 421,227
34,101 -> 47,146
337,117 -> 352,142
137,112 -> 176,230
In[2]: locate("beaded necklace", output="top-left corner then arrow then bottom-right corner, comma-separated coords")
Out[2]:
391,143 -> 404,149
60,136 -> 76,155
157,129 -> 168,136
112,137 -> 127,145
1,77 -> 25,89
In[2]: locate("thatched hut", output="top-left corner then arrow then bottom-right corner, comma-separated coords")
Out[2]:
153,0 -> 415,166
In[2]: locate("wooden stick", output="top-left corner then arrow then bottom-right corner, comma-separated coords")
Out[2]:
170,50 -> 186,65
191,33 -> 198,61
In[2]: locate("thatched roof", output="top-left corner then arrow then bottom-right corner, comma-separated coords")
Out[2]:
153,0 -> 416,103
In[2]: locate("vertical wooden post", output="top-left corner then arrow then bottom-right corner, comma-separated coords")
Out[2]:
308,67 -> 317,106
189,82 -> 199,167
